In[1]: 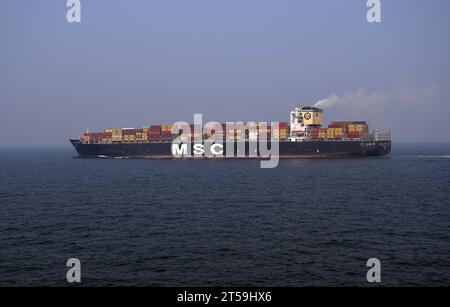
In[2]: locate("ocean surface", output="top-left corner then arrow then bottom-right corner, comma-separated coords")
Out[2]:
0,143 -> 449,287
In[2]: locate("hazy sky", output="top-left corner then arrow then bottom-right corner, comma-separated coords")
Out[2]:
1,0 -> 450,145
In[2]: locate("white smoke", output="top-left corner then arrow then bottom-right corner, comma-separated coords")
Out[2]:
313,86 -> 441,110
313,94 -> 339,108
313,89 -> 390,109
310,86 -> 450,142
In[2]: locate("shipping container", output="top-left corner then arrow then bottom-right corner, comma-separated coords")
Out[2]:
348,123 -> 368,133
330,121 -> 350,126
161,124 -> 172,132
326,129 -> 335,140
150,125 -> 161,131
148,136 -> 160,142
123,129 -> 136,135
160,135 -> 175,141
318,128 -> 327,137
348,131 -> 365,138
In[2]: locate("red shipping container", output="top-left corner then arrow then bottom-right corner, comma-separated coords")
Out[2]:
329,124 -> 346,129
348,131 -> 364,138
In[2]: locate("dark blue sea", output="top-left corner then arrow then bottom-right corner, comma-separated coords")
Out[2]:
0,144 -> 449,286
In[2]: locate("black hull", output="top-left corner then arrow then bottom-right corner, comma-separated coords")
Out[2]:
70,139 -> 391,158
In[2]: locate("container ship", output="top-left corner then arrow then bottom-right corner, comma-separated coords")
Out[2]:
70,106 -> 391,158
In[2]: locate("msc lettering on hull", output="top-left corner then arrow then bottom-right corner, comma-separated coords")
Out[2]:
171,143 -> 224,157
